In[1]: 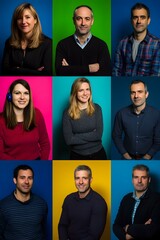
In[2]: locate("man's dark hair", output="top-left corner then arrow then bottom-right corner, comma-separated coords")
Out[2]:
131,2 -> 150,18
73,5 -> 93,19
130,80 -> 148,92
132,164 -> 150,178
13,165 -> 34,179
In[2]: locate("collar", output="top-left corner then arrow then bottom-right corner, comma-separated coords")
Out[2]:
129,31 -> 150,44
132,188 -> 148,200
74,33 -> 92,49
74,188 -> 93,201
130,104 -> 147,115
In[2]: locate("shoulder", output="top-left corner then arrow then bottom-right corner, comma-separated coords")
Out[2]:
91,35 -> 108,46
91,190 -> 106,202
147,32 -> 159,41
121,192 -> 133,203
57,35 -> 74,45
0,113 -> 5,123
115,105 -> 131,115
146,105 -> 160,115
94,103 -> 102,113
31,193 -> 47,206
35,108 -> 44,120
0,193 -> 14,207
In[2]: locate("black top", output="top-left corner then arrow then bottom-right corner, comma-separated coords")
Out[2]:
2,35 -> 52,76
58,188 -> 107,240
55,35 -> 111,76
113,188 -> 160,240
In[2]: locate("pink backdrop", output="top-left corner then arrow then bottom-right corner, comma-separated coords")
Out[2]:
0,76 -> 52,160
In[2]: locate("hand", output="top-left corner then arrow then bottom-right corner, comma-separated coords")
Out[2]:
123,152 -> 132,159
143,154 -> 152,160
62,58 -> 69,66
89,63 -> 99,72
37,66 -> 44,71
145,218 -> 152,225
126,233 -> 134,239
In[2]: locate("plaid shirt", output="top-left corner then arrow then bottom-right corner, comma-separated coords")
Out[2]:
112,32 -> 160,76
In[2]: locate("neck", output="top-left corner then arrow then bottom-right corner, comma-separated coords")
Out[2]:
13,107 -> 24,122
78,101 -> 88,110
76,32 -> 90,44
134,103 -> 146,114
135,189 -> 147,199
14,189 -> 30,202
79,188 -> 91,199
134,30 -> 147,41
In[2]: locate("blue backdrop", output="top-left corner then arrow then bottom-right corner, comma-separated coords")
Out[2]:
0,160 -> 52,240
0,0 -> 52,74
111,77 -> 160,159
111,0 -> 160,62
53,76 -> 111,159
111,160 -> 160,240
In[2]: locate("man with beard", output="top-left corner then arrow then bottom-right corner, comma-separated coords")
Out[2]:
113,164 -> 160,240
58,165 -> 107,240
112,3 -> 160,76
0,165 -> 48,240
112,80 -> 160,160
55,5 -> 111,76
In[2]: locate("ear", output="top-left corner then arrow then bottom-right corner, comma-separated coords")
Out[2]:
149,177 -> 151,183
148,17 -> 151,25
13,178 -> 17,185
91,18 -> 94,25
146,91 -> 149,99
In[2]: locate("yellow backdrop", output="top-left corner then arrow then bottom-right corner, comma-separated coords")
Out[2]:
53,160 -> 111,239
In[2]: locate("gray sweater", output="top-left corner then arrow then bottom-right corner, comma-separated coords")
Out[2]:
62,103 -> 103,155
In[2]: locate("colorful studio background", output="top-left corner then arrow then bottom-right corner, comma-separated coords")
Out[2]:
0,160 -> 52,240
53,76 -> 111,159
111,160 -> 160,240
53,0 -> 111,74
111,77 -> 160,160
0,0 -> 52,75
0,76 -> 52,160
53,160 -> 111,240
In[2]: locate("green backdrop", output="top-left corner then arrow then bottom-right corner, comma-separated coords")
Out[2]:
53,0 -> 111,74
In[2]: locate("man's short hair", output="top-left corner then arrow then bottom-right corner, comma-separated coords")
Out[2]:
74,165 -> 92,179
131,2 -> 150,18
130,80 -> 148,92
73,5 -> 93,19
13,165 -> 34,179
132,164 -> 150,178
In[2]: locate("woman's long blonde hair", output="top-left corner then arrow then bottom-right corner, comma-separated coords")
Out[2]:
10,3 -> 43,48
68,78 -> 95,120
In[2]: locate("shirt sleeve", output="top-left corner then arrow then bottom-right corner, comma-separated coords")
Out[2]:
112,40 -> 124,76
58,200 -> 70,240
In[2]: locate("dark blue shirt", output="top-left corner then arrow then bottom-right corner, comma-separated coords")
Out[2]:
58,188 -> 107,240
112,105 -> 160,157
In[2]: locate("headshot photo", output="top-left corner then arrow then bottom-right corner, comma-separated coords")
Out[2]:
0,76 -> 52,160
111,160 -> 160,240
0,160 -> 52,240
53,160 -> 111,240
53,0 -> 111,76
112,0 -> 160,76
53,76 -> 111,160
0,0 -> 52,75
111,77 -> 160,160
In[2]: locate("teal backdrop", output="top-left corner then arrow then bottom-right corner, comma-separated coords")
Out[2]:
53,0 -> 111,74
53,76 -> 111,160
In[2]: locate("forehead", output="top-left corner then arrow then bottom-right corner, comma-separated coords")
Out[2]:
75,170 -> 89,177
13,83 -> 29,92
17,169 -> 33,177
132,8 -> 148,17
79,82 -> 90,89
133,169 -> 148,177
130,82 -> 145,91
75,7 -> 92,17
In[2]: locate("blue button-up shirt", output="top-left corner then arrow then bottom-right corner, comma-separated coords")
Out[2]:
112,105 -> 160,157
112,31 -> 160,76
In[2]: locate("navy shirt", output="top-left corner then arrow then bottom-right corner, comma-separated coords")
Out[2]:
58,188 -> 107,240
112,105 -> 160,157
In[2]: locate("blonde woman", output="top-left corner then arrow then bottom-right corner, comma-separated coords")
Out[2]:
2,3 -> 52,75
0,79 -> 50,160
63,77 -> 107,159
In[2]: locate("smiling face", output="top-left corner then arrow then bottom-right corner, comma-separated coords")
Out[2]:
76,82 -> 91,104
131,8 -> 150,35
13,169 -> 33,195
12,83 -> 30,111
17,9 -> 37,35
130,82 -> 148,109
73,7 -> 94,37
75,170 -> 92,198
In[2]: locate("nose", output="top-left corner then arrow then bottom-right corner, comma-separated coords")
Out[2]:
134,92 -> 138,98
138,177 -> 142,183
81,18 -> 85,25
20,93 -> 25,99
137,17 -> 141,24
79,178 -> 83,184
25,178 -> 29,184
